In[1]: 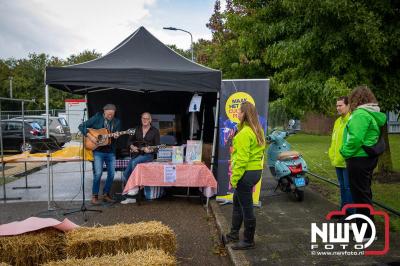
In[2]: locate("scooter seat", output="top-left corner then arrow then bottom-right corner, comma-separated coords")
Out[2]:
278,151 -> 300,161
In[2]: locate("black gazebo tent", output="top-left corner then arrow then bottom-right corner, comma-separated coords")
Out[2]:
45,26 -> 221,94
44,26 -> 221,169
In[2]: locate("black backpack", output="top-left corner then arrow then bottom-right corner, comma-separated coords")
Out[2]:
362,126 -> 386,157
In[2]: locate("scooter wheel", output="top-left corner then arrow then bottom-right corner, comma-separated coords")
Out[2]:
294,189 -> 304,202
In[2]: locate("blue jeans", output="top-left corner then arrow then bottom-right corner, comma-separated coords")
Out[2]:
336,167 -> 354,213
123,154 -> 153,183
93,151 -> 116,195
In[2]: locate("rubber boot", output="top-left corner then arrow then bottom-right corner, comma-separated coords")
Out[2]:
232,219 -> 256,250
225,230 -> 239,243
224,211 -> 242,244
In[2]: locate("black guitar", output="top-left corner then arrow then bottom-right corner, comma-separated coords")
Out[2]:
129,141 -> 166,156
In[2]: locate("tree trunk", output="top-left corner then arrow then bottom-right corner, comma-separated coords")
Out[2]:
376,123 -> 393,180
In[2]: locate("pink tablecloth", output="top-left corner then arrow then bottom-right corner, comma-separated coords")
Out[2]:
122,162 -> 217,197
0,217 -> 79,236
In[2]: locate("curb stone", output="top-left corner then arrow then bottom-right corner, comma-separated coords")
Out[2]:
210,200 -> 250,266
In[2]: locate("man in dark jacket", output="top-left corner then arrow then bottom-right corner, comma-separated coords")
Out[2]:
120,112 -> 160,204
78,104 -> 121,205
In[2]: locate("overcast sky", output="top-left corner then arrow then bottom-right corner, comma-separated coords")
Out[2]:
0,0 -> 220,59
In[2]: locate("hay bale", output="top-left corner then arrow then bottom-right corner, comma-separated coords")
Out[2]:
65,221 -> 176,259
0,228 -> 66,266
43,249 -> 176,266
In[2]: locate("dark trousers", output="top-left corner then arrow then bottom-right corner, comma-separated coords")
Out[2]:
231,170 -> 262,243
346,156 -> 378,236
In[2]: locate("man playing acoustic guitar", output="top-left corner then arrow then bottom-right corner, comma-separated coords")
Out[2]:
78,104 -> 121,205
121,112 -> 160,204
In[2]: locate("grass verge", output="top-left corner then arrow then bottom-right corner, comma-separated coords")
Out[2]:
286,133 -> 400,232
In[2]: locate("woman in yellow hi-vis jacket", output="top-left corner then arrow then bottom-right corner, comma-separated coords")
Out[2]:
226,101 -> 265,250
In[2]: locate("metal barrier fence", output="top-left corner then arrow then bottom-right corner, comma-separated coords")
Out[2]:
388,111 -> 400,133
0,109 -> 85,134
0,109 -> 65,120
308,171 -> 400,217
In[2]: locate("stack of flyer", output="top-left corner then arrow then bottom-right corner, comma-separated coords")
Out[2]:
185,140 -> 202,163
172,146 -> 184,164
157,147 -> 173,162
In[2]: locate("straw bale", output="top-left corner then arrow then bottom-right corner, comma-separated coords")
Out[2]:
65,221 -> 176,259
0,228 -> 66,266
43,249 -> 176,266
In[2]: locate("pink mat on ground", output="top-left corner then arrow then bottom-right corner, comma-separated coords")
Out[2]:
0,217 -> 79,236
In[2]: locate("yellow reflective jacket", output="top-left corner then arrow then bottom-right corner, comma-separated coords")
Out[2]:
328,113 -> 350,168
230,123 -> 265,188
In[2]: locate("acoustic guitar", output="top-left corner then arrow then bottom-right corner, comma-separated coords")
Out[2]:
85,128 -> 136,150
130,144 -> 167,155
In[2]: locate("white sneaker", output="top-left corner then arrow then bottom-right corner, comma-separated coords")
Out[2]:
127,188 -> 139,196
120,198 -> 136,204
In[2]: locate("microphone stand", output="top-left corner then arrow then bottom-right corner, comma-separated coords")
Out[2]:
64,108 -> 101,221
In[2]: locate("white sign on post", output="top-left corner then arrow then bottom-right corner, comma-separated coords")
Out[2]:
189,94 -> 202,112
164,165 -> 177,183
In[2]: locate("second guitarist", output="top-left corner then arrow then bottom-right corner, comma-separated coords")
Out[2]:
78,104 -> 121,205
122,112 -> 160,187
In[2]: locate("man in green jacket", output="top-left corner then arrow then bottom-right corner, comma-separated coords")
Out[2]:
340,86 -> 386,240
328,96 -> 353,215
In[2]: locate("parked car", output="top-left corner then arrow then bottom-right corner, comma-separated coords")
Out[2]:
14,116 -> 72,146
0,120 -> 47,153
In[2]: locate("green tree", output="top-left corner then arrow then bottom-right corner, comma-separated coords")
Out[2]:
0,59 -> 13,107
0,50 -> 101,110
204,0 -> 399,175
64,49 -> 101,65
166,44 -> 192,60
49,50 -> 102,108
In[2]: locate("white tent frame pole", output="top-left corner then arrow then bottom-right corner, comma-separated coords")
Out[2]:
44,84 -> 56,210
45,84 -> 52,210
200,107 -> 205,141
190,113 -> 194,140
210,92 -> 220,172
45,85 -> 50,138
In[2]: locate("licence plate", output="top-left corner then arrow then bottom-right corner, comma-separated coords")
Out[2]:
294,177 -> 306,187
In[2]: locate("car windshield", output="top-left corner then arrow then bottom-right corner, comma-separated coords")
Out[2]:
16,117 -> 46,127
29,122 -> 42,131
5,121 -> 22,130
58,118 -> 68,126
33,119 -> 46,127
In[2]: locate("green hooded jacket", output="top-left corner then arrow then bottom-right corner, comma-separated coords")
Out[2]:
340,104 -> 387,159
230,123 -> 265,188
328,113 -> 350,168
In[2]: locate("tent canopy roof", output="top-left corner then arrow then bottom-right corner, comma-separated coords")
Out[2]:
45,26 -> 221,94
